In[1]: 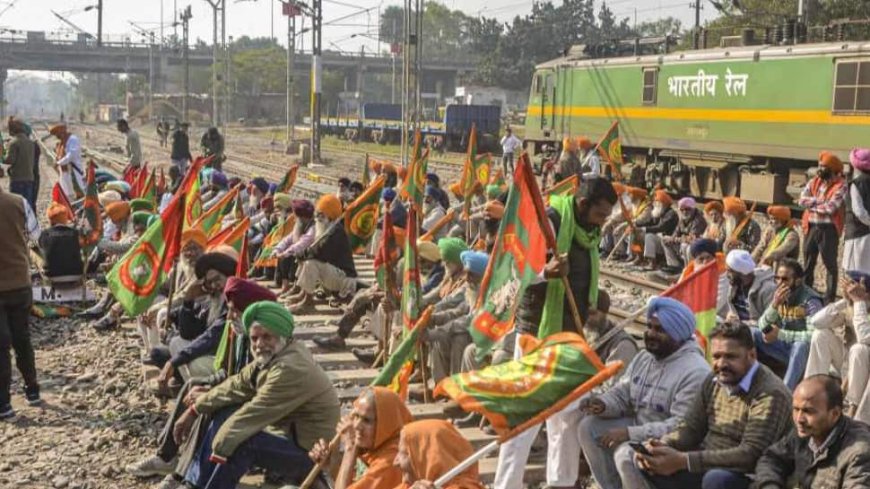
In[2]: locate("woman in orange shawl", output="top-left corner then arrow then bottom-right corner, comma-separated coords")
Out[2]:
393,420 -> 484,489
311,387 -> 412,489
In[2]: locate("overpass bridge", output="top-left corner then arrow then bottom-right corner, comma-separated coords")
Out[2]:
0,33 -> 477,116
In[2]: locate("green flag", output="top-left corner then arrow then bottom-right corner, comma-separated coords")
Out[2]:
401,205 -> 421,334
344,175 -> 385,253
78,161 -> 103,256
371,306 -> 433,400
400,130 -> 428,211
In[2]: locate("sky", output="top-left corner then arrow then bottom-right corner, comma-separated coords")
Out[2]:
2,0 -> 719,68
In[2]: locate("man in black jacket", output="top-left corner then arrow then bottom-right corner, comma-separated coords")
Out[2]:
287,194 -> 357,314
754,374 -> 870,489
170,121 -> 192,174
637,190 -> 679,270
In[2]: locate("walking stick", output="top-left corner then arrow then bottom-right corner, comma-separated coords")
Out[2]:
299,431 -> 343,489
605,227 -> 630,263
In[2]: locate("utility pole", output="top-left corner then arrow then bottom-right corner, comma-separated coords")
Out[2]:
149,33 -> 155,120
222,0 -> 228,136
206,0 -> 222,127
181,6 -> 192,121
391,18 -> 396,104
691,1 -> 701,49
97,0 -> 103,47
226,35 -> 233,126
400,0 -> 422,165
160,0 -> 164,45
310,0 -> 322,163
285,2 -> 298,144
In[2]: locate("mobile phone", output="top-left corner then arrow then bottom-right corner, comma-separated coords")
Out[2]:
629,442 -> 652,456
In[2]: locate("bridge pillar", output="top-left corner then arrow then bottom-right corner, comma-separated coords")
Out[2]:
0,68 -> 6,120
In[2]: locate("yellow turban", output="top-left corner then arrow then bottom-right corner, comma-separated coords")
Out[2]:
316,194 -> 343,220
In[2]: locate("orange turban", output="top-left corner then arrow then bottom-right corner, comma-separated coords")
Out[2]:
448,182 -> 463,200
612,182 -> 626,195
561,137 -> 576,152
393,226 -> 407,248
370,160 -> 383,172
819,151 -> 844,174
767,205 -> 791,223
316,194 -> 343,220
381,162 -> 398,174
723,196 -> 746,215
654,190 -> 673,207
49,124 -> 67,137
576,136 -> 594,151
704,201 -> 724,214
397,167 -> 408,180
627,186 -> 647,201
484,200 -> 505,219
181,228 -> 208,249
105,201 -> 131,223
47,202 -> 71,225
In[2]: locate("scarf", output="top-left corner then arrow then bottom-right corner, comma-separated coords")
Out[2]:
351,387 -> 412,489
394,420 -> 483,489
539,195 -> 600,339
764,226 -> 792,258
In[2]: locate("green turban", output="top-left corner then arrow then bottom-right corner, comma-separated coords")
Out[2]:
130,198 -> 155,212
131,211 -> 154,228
437,237 -> 468,265
485,184 -> 502,199
242,301 -> 295,338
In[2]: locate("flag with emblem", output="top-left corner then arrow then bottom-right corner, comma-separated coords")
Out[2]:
207,216 -> 250,253
106,193 -> 186,316
546,174 -> 579,199
400,130 -> 429,210
435,332 -> 622,435
468,153 -> 549,357
461,124 -> 492,197
362,155 -> 371,187
183,156 -> 211,230
400,205 -> 421,334
193,185 -> 241,238
373,208 -> 398,294
664,259 -> 719,358
371,306 -> 433,400
252,216 -> 297,269
276,165 -> 300,193
595,121 -> 624,181
344,175 -> 385,253
140,168 -> 157,207
78,160 -> 103,254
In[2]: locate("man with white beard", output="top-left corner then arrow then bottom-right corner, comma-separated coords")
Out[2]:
273,199 -> 316,296
722,196 -> 761,253
173,301 -> 340,489
421,185 -> 447,240
636,190 -> 679,270
287,194 -> 358,314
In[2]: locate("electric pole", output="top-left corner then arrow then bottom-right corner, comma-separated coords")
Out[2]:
181,6 -> 192,121
400,0 -> 422,165
285,1 -> 298,144
97,0 -> 103,47
691,1 -> 701,49
310,0 -> 322,163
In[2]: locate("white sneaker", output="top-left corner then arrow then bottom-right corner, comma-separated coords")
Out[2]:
125,455 -> 176,478
155,474 -> 182,489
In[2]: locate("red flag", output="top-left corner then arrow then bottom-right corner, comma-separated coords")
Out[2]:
157,168 -> 167,195
236,235 -> 249,279
662,260 -> 720,357
51,182 -> 74,219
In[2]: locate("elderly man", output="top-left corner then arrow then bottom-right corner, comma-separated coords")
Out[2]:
556,137 -> 582,180
421,186 -> 448,241
158,252 -> 237,385
577,136 -> 601,180
613,187 -> 651,262
273,199 -> 316,296
627,323 -> 792,489
50,123 -> 85,199
755,375 -> 870,489
288,194 -> 358,314
2,117 -> 35,210
637,190 -> 678,269
39,203 -> 83,279
752,205 -> 799,269
800,151 -> 847,303
722,196 -> 761,253
116,118 -> 142,170
754,258 -> 823,390
577,297 -> 711,489
658,197 -> 707,274
174,301 -> 340,488
845,148 -> 870,273
724,250 -> 777,327
701,201 -> 726,247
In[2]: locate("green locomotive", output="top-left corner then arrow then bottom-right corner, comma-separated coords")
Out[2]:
523,40 -> 870,204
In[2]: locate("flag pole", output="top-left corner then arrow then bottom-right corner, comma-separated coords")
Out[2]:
433,361 -> 624,488
299,430 -> 343,489
162,195 -> 187,332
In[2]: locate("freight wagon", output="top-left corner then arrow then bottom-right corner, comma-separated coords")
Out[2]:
324,103 -> 501,151
523,40 -> 870,204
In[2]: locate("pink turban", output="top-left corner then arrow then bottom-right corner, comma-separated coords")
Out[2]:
850,148 -> 870,173
224,277 -> 278,312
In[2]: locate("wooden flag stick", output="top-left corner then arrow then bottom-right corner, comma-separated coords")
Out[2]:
298,431 -> 343,489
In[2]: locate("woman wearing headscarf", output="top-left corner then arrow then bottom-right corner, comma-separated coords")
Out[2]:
309,387 -> 413,489
393,420 -> 484,489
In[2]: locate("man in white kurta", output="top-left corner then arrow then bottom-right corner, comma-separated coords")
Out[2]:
50,124 -> 85,199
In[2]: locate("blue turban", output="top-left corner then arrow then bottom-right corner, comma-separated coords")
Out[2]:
647,296 -> 695,343
426,173 -> 440,186
847,270 -> 870,288
460,250 -> 489,276
425,185 -> 439,199
382,188 -> 397,202
250,177 -> 269,195
268,182 -> 278,195
210,171 -> 228,189
689,238 -> 719,258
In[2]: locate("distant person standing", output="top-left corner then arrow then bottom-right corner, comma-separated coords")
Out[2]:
799,151 -> 847,303
0,186 -> 40,419
156,118 -> 169,148
116,118 -> 142,171
500,127 -> 522,176
49,123 -> 85,199
200,126 -> 225,172
1,117 -> 35,211
170,121 -> 192,174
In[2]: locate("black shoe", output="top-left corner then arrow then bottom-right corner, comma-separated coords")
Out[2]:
312,335 -> 347,351
24,386 -> 41,406
0,404 -> 14,420
351,348 -> 376,364
92,314 -> 118,331
77,295 -> 111,318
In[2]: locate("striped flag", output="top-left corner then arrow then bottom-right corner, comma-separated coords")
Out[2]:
344,175 -> 385,253
372,306 -> 434,400
401,205 -> 421,334
662,260 -> 719,357
276,165 -> 300,193
78,161 -> 103,254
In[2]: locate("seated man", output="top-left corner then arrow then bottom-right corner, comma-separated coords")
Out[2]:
659,197 -> 706,274
722,196 -> 761,253
842,273 -> 870,423
288,194 -> 358,314
637,190 -> 678,270
599,182 -> 627,255
628,323 -> 792,489
39,203 -> 83,279
755,258 -> 823,390
754,374 -> 870,489
701,201 -> 726,249
273,199 -> 315,296
724,249 -> 777,327
421,186 -> 448,241
175,302 -> 340,488
751,205 -> 799,269
158,252 -> 237,385
613,187 -> 651,262
578,297 -> 710,489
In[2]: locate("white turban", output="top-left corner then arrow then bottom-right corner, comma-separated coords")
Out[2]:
725,249 -> 755,275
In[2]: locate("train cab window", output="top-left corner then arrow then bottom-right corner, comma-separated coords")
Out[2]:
533,74 -> 544,94
833,60 -> 870,113
642,68 -> 657,105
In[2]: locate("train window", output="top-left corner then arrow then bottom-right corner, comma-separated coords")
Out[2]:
833,60 -> 870,114
533,74 -> 543,94
642,68 -> 657,105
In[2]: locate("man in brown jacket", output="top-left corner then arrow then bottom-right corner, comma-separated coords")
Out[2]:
754,374 -> 870,489
173,301 -> 339,488
0,187 -> 39,419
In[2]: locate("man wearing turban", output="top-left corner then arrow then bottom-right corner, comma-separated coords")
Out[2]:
751,205 -> 799,269
273,199 -> 316,295
721,196 -> 762,255
610,187 -> 653,261
38,203 -> 83,280
654,197 -> 707,275
577,296 -> 710,489
556,136 -> 581,180
2,117 -> 35,210
50,123 -> 86,200
174,301 -> 339,489
701,201 -> 726,246
844,148 -> 870,273
799,151 -> 848,303
287,194 -> 358,314
723,249 -> 777,327
637,190 -> 679,270
421,185 -> 448,241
